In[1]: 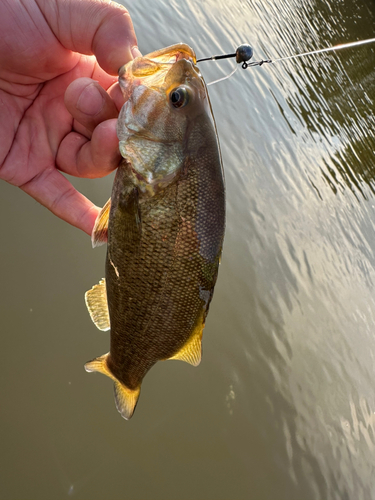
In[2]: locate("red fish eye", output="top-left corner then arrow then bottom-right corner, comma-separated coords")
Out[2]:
170,87 -> 189,108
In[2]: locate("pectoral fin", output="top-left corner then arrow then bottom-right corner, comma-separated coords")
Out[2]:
85,354 -> 141,420
85,279 -> 110,331
92,198 -> 111,248
168,315 -> 204,367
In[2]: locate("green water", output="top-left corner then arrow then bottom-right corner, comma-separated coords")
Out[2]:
1,0 -> 375,498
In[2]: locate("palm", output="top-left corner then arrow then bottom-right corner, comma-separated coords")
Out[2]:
0,0 -> 138,234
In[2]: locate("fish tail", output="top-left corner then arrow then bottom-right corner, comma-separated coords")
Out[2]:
85,353 -> 140,420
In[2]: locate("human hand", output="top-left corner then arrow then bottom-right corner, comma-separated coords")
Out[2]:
0,0 -> 140,235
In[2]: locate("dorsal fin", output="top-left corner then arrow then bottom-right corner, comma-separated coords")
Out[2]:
84,354 -> 141,420
85,279 -> 110,331
92,198 -> 111,248
168,315 -> 205,366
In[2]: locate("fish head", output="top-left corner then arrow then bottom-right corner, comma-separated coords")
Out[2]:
117,44 -> 213,191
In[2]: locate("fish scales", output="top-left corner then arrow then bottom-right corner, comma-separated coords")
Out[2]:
107,121 -> 224,388
84,44 -> 225,419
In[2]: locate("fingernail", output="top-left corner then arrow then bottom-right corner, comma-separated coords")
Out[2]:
131,46 -> 142,59
76,83 -> 105,115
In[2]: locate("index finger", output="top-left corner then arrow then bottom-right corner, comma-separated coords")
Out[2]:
21,167 -> 100,235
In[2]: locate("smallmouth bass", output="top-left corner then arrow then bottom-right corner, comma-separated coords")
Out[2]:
84,44 -> 225,419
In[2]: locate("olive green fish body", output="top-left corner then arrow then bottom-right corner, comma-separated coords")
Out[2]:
85,44 -> 225,419
107,116 -> 224,390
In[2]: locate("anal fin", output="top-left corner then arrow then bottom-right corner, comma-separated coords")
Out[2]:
85,279 -> 110,331
114,381 -> 141,420
168,314 -> 205,367
92,198 -> 111,248
85,354 -> 141,420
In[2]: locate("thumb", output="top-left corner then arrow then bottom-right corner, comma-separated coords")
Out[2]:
37,0 -> 140,75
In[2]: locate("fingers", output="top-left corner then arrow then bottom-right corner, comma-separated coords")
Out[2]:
65,77 -> 119,135
57,119 -> 121,178
90,3 -> 140,74
20,166 -> 100,235
91,5 -> 140,74
62,76 -> 126,178
39,0 -> 140,75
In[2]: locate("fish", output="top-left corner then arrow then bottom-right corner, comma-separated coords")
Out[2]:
84,43 -> 225,420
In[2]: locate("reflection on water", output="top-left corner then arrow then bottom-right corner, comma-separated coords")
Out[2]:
273,1 -> 375,198
1,0 -> 375,498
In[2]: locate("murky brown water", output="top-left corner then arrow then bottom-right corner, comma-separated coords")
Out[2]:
1,0 -> 375,498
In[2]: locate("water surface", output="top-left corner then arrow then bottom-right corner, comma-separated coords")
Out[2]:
1,0 -> 375,498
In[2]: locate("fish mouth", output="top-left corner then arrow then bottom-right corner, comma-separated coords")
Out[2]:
118,54 -> 182,80
118,44 -> 197,96
119,43 -> 196,78
135,43 -> 196,66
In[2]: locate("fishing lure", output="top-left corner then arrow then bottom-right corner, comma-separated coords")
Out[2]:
197,38 -> 375,85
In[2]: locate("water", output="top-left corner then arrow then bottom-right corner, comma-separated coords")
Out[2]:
1,0 -> 375,498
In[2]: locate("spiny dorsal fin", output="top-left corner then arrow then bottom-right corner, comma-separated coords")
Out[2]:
84,353 -> 141,420
168,317 -> 205,367
92,198 -> 111,248
85,279 -> 110,331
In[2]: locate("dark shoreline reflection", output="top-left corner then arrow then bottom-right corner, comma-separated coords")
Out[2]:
276,0 -> 375,198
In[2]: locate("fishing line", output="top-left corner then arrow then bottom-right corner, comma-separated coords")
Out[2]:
206,66 -> 238,86
199,38 -> 375,85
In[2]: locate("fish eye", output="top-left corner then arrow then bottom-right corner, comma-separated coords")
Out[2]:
170,87 -> 189,108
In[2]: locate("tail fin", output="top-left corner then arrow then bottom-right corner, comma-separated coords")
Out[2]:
85,353 -> 141,420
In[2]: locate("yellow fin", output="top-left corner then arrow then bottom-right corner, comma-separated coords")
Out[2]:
84,353 -> 140,420
84,353 -> 110,375
169,316 -> 204,367
114,381 -> 141,420
92,198 -> 111,248
85,279 -> 110,331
